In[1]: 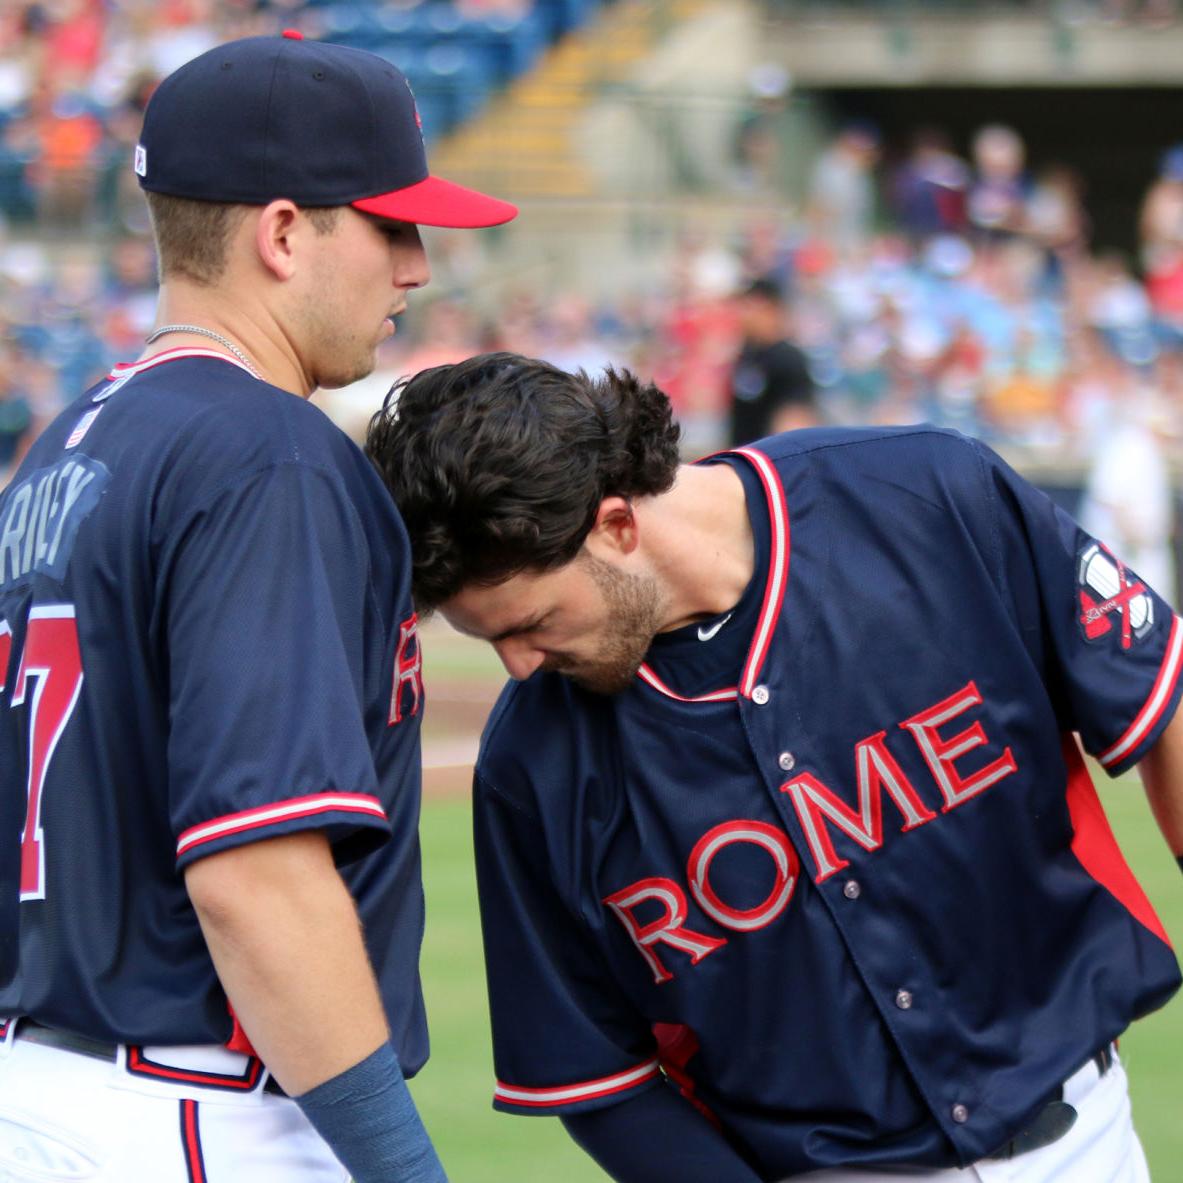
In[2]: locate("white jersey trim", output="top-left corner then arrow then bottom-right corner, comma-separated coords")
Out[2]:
494,1057 -> 661,1108
635,664 -> 738,703
635,445 -> 790,705
733,447 -> 790,699
176,792 -> 388,858
1098,614 -> 1183,769
108,348 -> 256,380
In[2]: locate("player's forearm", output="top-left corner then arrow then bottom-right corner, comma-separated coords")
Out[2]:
561,1082 -> 764,1183
184,829 -> 390,1094
1137,707 -> 1183,860
186,831 -> 447,1180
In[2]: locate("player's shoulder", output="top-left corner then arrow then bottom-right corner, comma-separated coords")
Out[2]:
476,673 -> 610,815
749,422 -> 984,466
126,358 -> 345,457
742,423 -> 998,500
102,355 -> 379,494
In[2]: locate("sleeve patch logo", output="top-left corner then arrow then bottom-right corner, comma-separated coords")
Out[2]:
389,612 -> 423,725
1078,542 -> 1153,649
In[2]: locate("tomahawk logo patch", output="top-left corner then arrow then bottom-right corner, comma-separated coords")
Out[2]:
1077,542 -> 1153,649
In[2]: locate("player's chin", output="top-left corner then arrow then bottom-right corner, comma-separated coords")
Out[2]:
317,349 -> 380,390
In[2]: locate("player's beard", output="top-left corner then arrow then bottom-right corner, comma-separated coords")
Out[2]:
545,554 -> 666,695
296,294 -> 382,389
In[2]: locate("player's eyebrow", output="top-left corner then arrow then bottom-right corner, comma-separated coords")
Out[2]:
489,613 -> 549,644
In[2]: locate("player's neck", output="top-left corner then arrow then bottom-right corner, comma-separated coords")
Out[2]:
646,464 -> 755,634
146,286 -> 310,397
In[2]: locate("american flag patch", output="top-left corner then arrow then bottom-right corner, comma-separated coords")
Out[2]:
66,406 -> 103,449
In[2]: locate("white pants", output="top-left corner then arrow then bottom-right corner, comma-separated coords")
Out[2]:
0,1026 -> 348,1181
783,1049 -> 1150,1182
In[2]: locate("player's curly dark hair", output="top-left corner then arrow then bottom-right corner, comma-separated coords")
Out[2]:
366,351 -> 682,611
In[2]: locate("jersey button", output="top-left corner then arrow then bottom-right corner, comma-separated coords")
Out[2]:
778,751 -> 795,771
894,988 -> 913,1009
752,685 -> 770,705
843,879 -> 861,900
951,1104 -> 970,1124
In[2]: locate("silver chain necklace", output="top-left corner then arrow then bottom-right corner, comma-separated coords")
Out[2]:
146,324 -> 262,380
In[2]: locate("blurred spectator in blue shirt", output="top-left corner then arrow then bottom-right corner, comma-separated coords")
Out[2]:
968,123 -> 1030,243
889,127 -> 970,245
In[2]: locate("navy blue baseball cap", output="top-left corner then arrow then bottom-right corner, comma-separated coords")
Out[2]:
136,31 -> 517,228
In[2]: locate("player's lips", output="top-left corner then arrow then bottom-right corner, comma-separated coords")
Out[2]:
381,308 -> 406,339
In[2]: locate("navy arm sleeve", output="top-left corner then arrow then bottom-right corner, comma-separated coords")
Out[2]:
474,770 -> 663,1116
163,461 -> 392,868
973,440 -> 1183,777
562,1081 -> 764,1183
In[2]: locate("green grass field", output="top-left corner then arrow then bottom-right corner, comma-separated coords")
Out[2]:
411,783 -> 1183,1180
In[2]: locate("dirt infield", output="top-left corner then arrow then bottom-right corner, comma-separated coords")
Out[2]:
423,671 -> 501,799
423,761 -> 478,797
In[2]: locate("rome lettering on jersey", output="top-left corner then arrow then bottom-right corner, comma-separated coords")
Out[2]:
472,426 -> 1182,1177
0,351 -> 429,1073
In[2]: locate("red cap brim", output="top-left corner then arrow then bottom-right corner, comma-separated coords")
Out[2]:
352,175 -> 517,228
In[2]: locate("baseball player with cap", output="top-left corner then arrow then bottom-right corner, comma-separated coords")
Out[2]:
0,32 -> 514,1182
367,352 -> 1183,1182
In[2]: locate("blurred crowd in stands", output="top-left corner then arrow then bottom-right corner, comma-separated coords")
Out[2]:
766,1 -> 1180,24
4,4 -> 1183,599
385,119 -> 1183,469
0,0 -> 569,236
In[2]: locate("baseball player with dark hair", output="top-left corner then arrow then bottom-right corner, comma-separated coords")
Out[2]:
368,351 -> 1183,1183
0,33 -> 515,1182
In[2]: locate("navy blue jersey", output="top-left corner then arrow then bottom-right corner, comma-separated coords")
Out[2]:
0,349 -> 428,1069
473,426 -> 1182,1175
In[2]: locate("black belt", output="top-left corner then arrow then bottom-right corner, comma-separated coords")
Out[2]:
17,1020 -> 119,1063
13,1019 -> 287,1096
988,1044 -> 1114,1160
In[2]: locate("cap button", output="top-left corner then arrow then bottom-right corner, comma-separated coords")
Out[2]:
282,29 -> 304,39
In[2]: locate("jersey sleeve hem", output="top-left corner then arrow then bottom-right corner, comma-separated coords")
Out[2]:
492,1058 -> 663,1116
1095,614 -> 1183,776
175,792 -> 389,868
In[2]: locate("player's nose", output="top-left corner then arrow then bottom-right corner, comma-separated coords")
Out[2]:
394,228 -> 430,291
493,639 -> 545,681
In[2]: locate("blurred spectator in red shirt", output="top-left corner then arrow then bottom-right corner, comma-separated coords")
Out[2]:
42,0 -> 106,85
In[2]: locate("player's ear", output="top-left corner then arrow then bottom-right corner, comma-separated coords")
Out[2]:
585,497 -> 638,559
254,199 -> 301,281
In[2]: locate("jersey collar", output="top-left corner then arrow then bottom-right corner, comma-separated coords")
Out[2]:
107,347 -> 257,380
636,445 -> 790,704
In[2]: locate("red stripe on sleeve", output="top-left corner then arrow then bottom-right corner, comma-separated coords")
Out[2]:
176,792 -> 387,857
494,1059 -> 661,1108
1099,615 -> 1183,769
